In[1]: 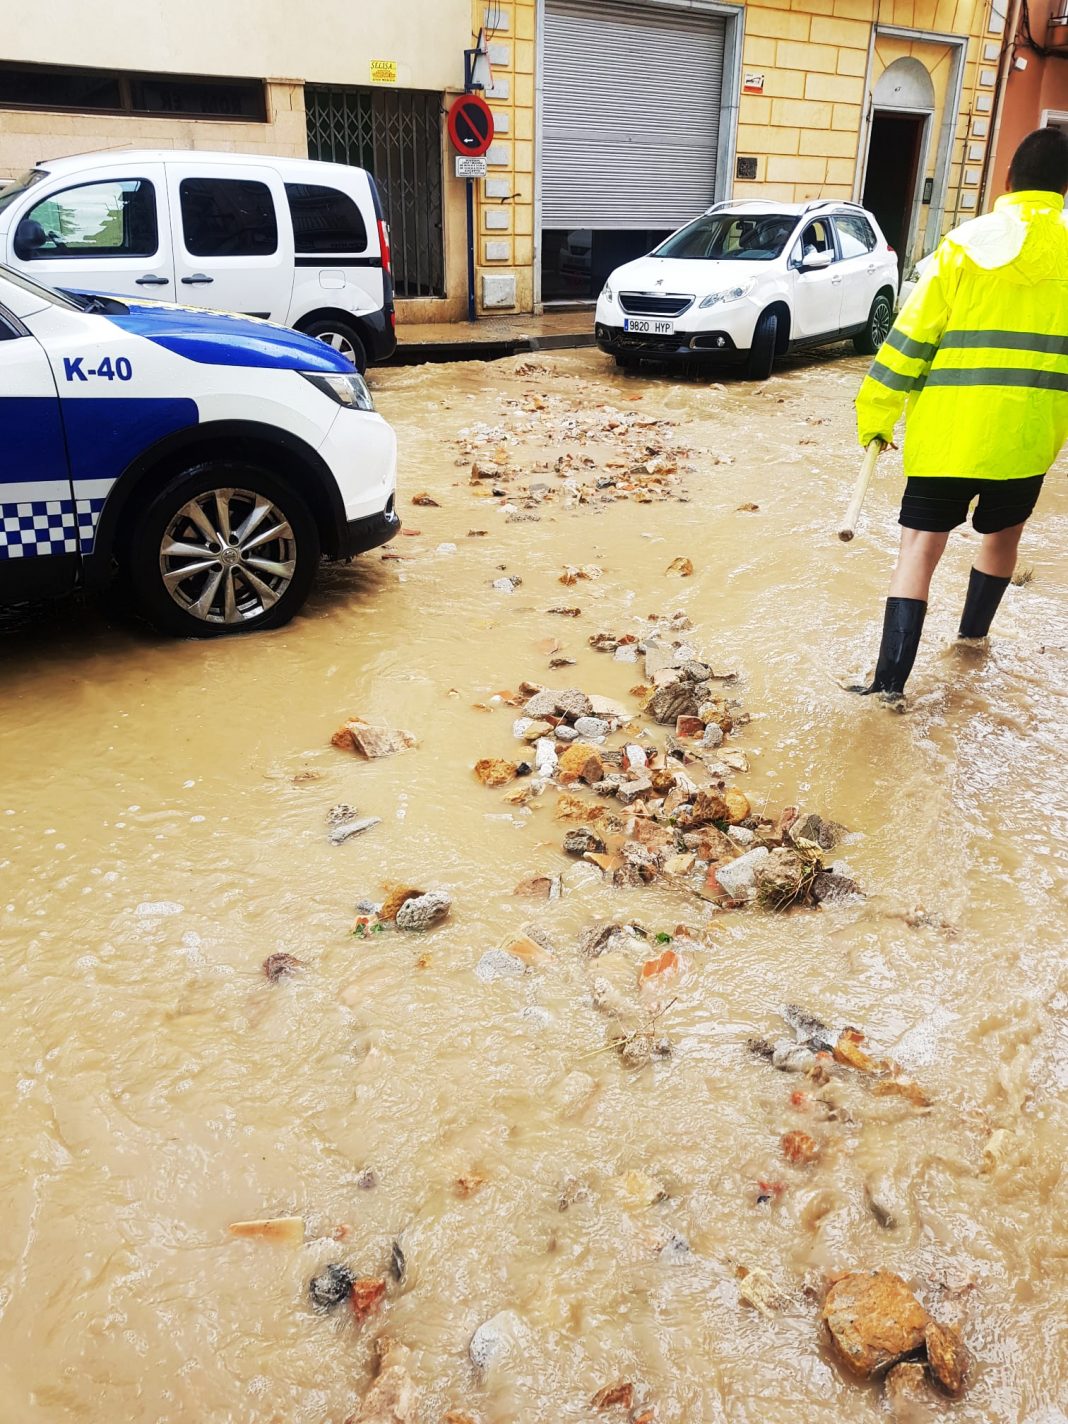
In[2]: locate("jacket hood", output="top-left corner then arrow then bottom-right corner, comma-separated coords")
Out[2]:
944,191 -> 1068,281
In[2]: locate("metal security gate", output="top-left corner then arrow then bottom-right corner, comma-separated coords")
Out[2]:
542,0 -> 727,230
305,85 -> 444,299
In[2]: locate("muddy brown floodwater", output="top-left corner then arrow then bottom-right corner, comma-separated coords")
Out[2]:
2,347 -> 1067,1424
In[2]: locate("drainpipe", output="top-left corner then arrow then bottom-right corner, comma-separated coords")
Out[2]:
980,0 -> 1025,209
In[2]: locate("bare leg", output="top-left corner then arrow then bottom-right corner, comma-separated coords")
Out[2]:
974,521 -> 1025,579
887,527 -> 950,600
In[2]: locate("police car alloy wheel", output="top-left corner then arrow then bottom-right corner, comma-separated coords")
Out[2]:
301,319 -> 368,373
127,462 -> 320,637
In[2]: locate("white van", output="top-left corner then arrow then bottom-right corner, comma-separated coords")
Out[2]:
0,149 -> 396,371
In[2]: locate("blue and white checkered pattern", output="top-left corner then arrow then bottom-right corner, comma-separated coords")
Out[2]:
0,496 -> 108,559
0,501 -> 78,559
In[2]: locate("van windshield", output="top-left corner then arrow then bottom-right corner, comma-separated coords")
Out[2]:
656,212 -> 797,261
0,169 -> 49,217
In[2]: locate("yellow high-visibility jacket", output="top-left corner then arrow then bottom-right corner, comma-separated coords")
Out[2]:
856,190 -> 1068,479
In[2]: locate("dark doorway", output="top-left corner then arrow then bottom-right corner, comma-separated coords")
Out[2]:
862,111 -> 927,270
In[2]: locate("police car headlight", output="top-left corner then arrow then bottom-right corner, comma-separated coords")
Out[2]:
301,371 -> 375,411
699,280 -> 756,309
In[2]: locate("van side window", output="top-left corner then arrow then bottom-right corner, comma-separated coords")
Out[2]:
285,183 -> 368,255
14,178 -> 157,260
179,178 -> 278,258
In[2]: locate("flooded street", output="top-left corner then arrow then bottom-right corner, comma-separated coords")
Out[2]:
2,347 -> 1067,1423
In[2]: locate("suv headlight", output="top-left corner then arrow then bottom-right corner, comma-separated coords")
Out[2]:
699,279 -> 756,310
601,283 -> 613,303
300,370 -> 375,410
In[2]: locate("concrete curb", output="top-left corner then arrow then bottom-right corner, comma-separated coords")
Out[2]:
386,330 -> 597,366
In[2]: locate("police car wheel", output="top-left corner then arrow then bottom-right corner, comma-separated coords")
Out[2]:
302,320 -> 368,373
128,462 -> 320,637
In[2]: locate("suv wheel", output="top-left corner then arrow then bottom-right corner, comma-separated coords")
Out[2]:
854,293 -> 893,355
301,318 -> 368,372
126,461 -> 320,637
744,311 -> 778,381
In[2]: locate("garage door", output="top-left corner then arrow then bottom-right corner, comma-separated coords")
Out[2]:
542,0 -> 726,230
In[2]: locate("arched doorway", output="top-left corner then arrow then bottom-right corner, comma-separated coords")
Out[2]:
862,58 -> 935,272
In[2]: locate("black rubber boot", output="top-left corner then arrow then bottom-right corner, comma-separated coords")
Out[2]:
958,566 -> 1010,638
849,597 -> 927,700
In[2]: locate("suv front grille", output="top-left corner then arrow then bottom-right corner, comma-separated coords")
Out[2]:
618,292 -> 694,317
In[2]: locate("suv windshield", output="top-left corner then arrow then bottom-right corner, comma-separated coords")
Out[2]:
0,168 -> 49,216
656,212 -> 798,262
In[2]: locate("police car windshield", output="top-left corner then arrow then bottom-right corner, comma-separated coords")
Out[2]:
0,168 -> 48,215
0,262 -> 85,313
655,213 -> 797,261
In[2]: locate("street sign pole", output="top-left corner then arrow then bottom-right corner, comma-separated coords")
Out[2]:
466,178 -> 476,323
447,89 -> 495,326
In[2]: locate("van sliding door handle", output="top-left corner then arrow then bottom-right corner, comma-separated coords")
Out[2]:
135,274 -> 170,286
181,274 -> 214,285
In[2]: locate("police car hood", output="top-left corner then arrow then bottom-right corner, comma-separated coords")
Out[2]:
96,297 -> 356,374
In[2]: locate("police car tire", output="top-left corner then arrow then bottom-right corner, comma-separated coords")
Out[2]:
300,319 -> 368,373
126,461 -> 320,638
744,311 -> 777,381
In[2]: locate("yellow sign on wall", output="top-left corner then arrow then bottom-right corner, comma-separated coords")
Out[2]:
370,59 -> 398,85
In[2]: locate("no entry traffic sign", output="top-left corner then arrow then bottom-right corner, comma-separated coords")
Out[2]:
447,93 -> 494,158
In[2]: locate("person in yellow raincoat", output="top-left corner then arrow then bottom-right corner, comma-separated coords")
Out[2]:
852,127 -> 1068,700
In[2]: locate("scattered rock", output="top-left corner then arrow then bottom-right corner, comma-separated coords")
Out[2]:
262,952 -> 302,982
474,758 -> 518,787
331,817 -> 381,845
469,1310 -> 527,1374
646,682 -> 700,724
512,874 -> 562,899
558,742 -> 606,785
492,576 -> 522,593
590,1382 -> 634,1409
573,715 -> 611,739
564,827 -> 606,856
822,1271 -> 929,1378
332,720 -> 416,759
346,1340 -> 414,1424
309,1262 -> 355,1312
557,688 -> 594,719
790,812 -> 848,852
665,556 -> 694,576
380,886 -> 424,922
781,1130 -> 820,1165
389,1241 -> 406,1284
754,847 -> 813,910
736,1264 -> 787,1318
617,776 -> 653,805
523,688 -> 560,719
396,891 -> 452,931
411,491 -> 439,506
925,1319 -> 971,1397
885,1362 -> 940,1421
227,1216 -> 304,1245
713,847 -> 769,900
475,948 -> 528,982
811,871 -> 863,904
350,1277 -> 387,1324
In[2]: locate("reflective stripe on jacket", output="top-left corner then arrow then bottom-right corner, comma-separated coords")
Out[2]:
856,191 -> 1068,480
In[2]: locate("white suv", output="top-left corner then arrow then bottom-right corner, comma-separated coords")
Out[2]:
595,200 -> 899,380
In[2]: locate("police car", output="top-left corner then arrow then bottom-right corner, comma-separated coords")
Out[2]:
0,262 -> 398,636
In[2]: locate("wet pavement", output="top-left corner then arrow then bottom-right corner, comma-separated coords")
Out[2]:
1,346 -> 1067,1423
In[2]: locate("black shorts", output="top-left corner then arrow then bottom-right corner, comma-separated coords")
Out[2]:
899,475 -> 1045,534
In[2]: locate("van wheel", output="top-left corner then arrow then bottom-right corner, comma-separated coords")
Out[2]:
301,318 -> 368,372
853,293 -> 893,355
744,312 -> 777,380
125,461 -> 320,638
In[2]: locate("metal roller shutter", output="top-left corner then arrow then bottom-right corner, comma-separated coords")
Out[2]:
542,0 -> 726,230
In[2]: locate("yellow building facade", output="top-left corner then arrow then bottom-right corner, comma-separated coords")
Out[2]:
0,0 -> 1012,323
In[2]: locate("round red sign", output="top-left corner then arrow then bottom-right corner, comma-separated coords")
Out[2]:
447,93 -> 495,158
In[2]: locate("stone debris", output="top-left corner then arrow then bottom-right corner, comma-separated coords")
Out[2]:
350,1276 -> 387,1324
331,817 -> 381,845
396,891 -> 452,932
925,1318 -> 972,1396
822,1271 -> 929,1377
331,719 -> 416,759
308,1262 -> 355,1312
227,1216 -> 304,1244
262,952 -> 302,982
380,886 -> 423,922
345,1340 -> 414,1424
590,1382 -> 634,1410
473,757 -> 519,787
735,1264 -> 788,1318
469,1309 -> 527,1374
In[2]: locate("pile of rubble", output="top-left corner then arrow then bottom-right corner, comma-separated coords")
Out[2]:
473,613 -> 861,912
454,389 -> 706,512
